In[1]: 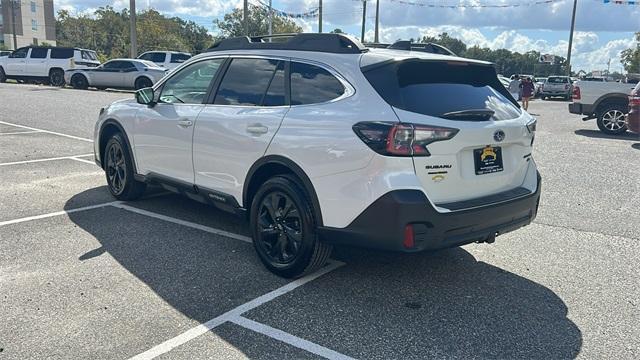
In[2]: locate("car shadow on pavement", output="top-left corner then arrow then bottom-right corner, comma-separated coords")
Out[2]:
64,189 -> 582,359
574,129 -> 640,141
632,143 -> 640,150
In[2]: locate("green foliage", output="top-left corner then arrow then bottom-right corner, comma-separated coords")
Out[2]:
214,4 -> 302,37
418,33 -> 566,76
0,44 -> 8,51
330,28 -> 344,34
621,32 -> 639,73
56,6 -> 214,60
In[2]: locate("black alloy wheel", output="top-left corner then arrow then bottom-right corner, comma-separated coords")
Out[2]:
49,69 -> 65,87
250,176 -> 332,278
256,191 -> 303,264
71,74 -> 88,90
106,140 -> 127,196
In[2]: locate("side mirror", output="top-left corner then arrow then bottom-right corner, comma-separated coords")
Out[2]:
135,87 -> 155,105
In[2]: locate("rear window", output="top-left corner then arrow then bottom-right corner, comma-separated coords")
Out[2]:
81,50 -> 97,61
50,48 -> 74,59
363,60 -> 520,121
170,53 -> 191,63
547,77 -> 569,84
290,62 -> 345,105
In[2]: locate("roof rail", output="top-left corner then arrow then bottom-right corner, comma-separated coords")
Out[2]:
207,33 -> 368,54
387,41 -> 457,56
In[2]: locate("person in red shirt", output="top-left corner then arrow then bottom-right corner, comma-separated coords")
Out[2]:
520,77 -> 535,111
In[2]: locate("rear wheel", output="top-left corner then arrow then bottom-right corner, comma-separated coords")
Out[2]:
104,133 -> 146,200
250,176 -> 332,278
134,77 -> 153,90
71,74 -> 88,90
597,104 -> 628,135
49,69 -> 65,87
0,67 -> 6,83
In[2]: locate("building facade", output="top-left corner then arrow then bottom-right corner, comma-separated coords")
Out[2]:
0,0 -> 56,50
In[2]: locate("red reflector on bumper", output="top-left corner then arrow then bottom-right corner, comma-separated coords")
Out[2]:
403,224 -> 415,249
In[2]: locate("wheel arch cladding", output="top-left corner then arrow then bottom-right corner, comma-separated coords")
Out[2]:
244,156 -> 323,226
99,120 -> 137,173
595,94 -> 630,113
49,67 -> 64,75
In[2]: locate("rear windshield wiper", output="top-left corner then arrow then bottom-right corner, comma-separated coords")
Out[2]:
441,109 -> 495,121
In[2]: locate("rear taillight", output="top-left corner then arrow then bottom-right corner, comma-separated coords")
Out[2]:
630,95 -> 640,107
352,122 -> 459,157
573,86 -> 581,100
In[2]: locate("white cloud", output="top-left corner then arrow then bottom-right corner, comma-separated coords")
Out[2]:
367,25 -> 637,72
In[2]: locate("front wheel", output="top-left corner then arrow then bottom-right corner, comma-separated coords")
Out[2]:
104,133 -> 146,200
71,74 -> 88,90
597,104 -> 628,135
250,176 -> 332,278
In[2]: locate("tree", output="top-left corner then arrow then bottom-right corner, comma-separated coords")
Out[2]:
420,32 -> 467,56
330,28 -> 344,34
56,7 -> 214,59
214,4 -> 302,38
621,32 -> 640,73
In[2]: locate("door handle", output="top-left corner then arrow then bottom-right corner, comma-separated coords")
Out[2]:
177,119 -> 193,127
246,124 -> 268,135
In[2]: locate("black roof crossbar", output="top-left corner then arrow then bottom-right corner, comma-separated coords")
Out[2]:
387,40 -> 457,56
207,33 -> 368,54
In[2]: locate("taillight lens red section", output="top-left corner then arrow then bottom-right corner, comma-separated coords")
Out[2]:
353,122 -> 459,157
573,86 -> 581,100
630,96 -> 640,107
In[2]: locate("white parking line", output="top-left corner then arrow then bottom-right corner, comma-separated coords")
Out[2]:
129,260 -> 345,360
0,202 -> 119,227
0,154 -> 94,166
69,156 -> 97,165
0,120 -> 93,142
0,130 -> 43,135
113,203 -> 252,243
230,316 -> 356,360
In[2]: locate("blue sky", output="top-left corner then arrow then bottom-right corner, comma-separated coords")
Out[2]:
54,0 -> 640,73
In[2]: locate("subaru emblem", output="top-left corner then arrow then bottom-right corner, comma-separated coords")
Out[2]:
493,130 -> 506,142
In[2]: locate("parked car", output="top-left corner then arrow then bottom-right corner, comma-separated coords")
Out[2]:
541,76 -> 572,100
65,59 -> 168,91
0,51 -> 11,57
137,51 -> 191,71
94,33 -> 540,278
0,46 -> 100,86
534,77 -> 546,96
627,82 -> 640,134
569,78 -> 636,134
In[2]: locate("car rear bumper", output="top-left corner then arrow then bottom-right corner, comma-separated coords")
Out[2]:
318,172 -> 541,252
542,90 -> 570,96
569,102 -> 595,116
627,109 -> 640,133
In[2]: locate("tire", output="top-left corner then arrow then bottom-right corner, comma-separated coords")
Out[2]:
104,133 -> 146,200
0,67 -> 6,83
49,68 -> 65,87
71,74 -> 88,90
250,175 -> 332,278
596,103 -> 628,135
134,77 -> 153,90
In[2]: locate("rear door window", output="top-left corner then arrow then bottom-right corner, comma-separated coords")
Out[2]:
362,60 -> 521,121
29,47 -> 48,59
214,58 -> 280,106
50,48 -> 74,59
290,62 -> 345,105
170,53 -> 191,63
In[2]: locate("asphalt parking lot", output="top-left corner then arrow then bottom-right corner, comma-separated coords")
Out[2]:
1,83 -> 639,359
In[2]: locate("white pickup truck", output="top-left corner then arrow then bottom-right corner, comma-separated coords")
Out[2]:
569,78 -> 637,134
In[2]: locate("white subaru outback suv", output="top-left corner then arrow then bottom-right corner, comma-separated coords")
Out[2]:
94,34 -> 541,278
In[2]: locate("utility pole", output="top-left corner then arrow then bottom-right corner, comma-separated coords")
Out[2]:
318,0 -> 323,33
360,0 -> 366,43
243,0 -> 249,36
130,0 -> 137,58
566,0 -> 577,76
374,0 -> 379,43
11,0 -> 18,50
268,0 -> 272,37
